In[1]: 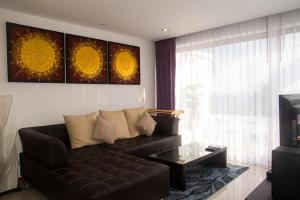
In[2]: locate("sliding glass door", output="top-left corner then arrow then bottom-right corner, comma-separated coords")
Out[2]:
175,9 -> 300,166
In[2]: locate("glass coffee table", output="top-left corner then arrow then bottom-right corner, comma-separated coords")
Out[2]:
148,142 -> 227,191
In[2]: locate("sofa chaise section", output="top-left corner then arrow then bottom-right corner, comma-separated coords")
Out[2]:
19,130 -> 170,200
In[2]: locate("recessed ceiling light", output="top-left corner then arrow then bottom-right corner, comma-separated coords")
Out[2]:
161,28 -> 169,32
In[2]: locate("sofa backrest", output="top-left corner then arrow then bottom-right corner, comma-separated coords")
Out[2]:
20,124 -> 71,149
18,115 -> 179,151
152,115 -> 179,136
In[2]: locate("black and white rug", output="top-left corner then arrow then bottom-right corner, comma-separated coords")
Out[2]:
165,164 -> 249,200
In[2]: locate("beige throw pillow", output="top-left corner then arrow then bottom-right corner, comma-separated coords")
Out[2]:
64,112 -> 101,149
136,112 -> 157,136
93,116 -> 116,144
99,110 -> 131,140
123,107 -> 146,137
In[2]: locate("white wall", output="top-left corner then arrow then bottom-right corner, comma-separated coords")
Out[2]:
0,8 -> 156,128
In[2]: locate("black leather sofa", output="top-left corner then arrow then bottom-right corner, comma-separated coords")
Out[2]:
18,115 -> 181,200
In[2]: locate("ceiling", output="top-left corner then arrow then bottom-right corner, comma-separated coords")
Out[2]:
1,0 -> 300,41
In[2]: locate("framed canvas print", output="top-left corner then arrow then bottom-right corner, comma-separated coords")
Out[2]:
108,42 -> 140,84
6,22 -> 65,83
66,34 -> 108,84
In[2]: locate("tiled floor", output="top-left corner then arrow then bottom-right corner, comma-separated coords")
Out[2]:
0,162 -> 268,200
207,162 -> 268,200
0,188 -> 47,200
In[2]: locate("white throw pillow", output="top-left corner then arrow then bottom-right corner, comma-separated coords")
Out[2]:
99,110 -> 131,140
64,112 -> 101,149
93,116 -> 116,144
123,107 -> 146,137
136,112 -> 157,136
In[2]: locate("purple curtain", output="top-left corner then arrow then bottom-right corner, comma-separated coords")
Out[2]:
155,38 -> 176,110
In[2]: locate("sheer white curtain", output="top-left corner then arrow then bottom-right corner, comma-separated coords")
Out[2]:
279,10 -> 300,94
0,95 -> 18,192
176,9 -> 300,166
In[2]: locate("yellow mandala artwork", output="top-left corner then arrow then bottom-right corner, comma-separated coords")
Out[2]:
66,34 -> 107,83
108,42 -> 140,84
7,22 -> 64,82
113,48 -> 137,81
71,42 -> 103,79
13,33 -> 59,79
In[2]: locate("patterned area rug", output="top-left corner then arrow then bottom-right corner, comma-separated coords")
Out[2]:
165,164 -> 249,200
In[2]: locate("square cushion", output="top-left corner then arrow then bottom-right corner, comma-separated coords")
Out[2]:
123,107 -> 146,137
136,112 -> 157,136
93,116 -> 116,144
64,112 -> 101,149
99,110 -> 130,140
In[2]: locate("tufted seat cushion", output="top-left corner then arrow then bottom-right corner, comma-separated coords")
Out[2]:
53,146 -> 169,200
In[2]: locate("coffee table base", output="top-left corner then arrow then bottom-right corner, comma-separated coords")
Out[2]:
172,149 -> 227,191
149,147 -> 227,191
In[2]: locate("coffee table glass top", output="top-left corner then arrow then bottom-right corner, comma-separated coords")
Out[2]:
149,142 -> 219,165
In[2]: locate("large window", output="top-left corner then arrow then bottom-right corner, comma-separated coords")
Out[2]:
176,10 -> 300,166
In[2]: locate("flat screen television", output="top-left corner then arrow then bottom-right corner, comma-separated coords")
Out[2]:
279,94 -> 300,147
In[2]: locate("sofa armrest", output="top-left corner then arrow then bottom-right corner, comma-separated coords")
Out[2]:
19,128 -> 68,169
152,115 -> 179,136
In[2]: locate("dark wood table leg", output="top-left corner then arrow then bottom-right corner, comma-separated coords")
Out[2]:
213,149 -> 227,168
202,149 -> 227,168
170,164 -> 186,191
